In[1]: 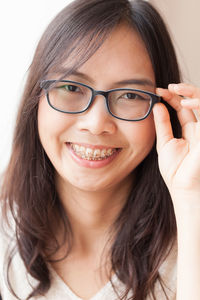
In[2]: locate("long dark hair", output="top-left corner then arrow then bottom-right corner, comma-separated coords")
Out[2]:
0,0 -> 181,299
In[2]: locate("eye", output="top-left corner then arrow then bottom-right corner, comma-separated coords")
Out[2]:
123,92 -> 138,99
121,92 -> 145,100
58,84 -> 81,92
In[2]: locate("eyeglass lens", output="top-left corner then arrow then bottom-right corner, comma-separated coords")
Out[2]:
48,81 -> 152,120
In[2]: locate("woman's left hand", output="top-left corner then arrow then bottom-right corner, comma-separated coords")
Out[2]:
153,83 -> 200,218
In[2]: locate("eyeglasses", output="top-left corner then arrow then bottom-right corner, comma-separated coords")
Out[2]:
40,80 -> 161,121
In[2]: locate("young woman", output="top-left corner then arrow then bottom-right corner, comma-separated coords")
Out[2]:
0,0 -> 200,299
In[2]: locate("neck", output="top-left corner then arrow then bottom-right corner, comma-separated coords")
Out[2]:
55,173 -> 133,253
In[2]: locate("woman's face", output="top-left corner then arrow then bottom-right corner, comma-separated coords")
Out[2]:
38,24 -> 156,193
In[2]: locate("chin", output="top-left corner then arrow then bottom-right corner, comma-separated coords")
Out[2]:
70,178 -> 114,193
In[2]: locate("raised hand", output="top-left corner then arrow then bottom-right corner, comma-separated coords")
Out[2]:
153,83 -> 200,214
153,83 -> 200,300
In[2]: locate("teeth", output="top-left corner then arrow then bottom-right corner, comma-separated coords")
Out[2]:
101,149 -> 106,158
94,149 -> 101,158
80,146 -> 85,152
107,148 -> 112,155
85,148 -> 93,158
74,144 -> 79,152
70,144 -> 117,160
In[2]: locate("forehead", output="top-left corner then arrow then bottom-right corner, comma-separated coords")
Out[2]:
69,24 -> 155,88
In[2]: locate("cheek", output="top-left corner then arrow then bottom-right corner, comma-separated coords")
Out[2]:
123,114 -> 156,153
37,97 -> 73,147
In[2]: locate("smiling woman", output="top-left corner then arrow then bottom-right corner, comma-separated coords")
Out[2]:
1,1 -> 200,300
37,24 -> 158,193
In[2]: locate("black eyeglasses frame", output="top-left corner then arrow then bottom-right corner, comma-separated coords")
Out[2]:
40,79 -> 161,122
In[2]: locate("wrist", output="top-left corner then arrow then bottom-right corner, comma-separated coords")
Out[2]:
170,191 -> 200,227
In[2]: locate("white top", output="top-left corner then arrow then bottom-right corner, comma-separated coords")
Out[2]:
0,222 -> 177,300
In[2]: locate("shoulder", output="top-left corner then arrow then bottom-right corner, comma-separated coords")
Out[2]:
0,207 -> 71,300
0,207 -> 38,299
152,242 -> 177,300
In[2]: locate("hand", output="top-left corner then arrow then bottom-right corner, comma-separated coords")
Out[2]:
153,83 -> 200,214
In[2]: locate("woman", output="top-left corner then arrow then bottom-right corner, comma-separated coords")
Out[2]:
0,0 -> 200,299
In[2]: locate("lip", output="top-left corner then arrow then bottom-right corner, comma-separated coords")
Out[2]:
66,142 -> 122,169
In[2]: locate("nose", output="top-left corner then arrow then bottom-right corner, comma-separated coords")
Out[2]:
76,94 -> 117,135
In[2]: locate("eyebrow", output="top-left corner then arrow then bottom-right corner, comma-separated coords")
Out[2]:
113,78 -> 155,87
62,70 -> 155,88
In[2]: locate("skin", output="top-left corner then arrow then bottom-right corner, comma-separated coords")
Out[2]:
38,26 -> 156,194
38,23 -> 200,299
153,83 -> 200,300
38,24 -> 156,298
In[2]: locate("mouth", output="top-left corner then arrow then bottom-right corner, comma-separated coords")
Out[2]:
66,142 -> 122,161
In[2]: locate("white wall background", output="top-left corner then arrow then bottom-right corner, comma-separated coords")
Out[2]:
0,1 -> 73,173
151,0 -> 200,86
0,0 -> 200,174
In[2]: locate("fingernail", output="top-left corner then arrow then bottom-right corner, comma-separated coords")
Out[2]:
181,99 -> 190,105
169,84 -> 179,90
168,84 -> 175,88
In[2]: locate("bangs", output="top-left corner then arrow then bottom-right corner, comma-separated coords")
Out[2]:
44,27 -> 114,81
36,0 -> 130,83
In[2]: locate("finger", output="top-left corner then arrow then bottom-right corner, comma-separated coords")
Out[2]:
168,83 -> 200,99
156,87 -> 197,127
168,83 -> 200,122
180,98 -> 200,121
157,88 -> 181,111
181,98 -> 200,110
153,102 -> 174,151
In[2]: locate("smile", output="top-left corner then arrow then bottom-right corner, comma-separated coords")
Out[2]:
69,143 -> 120,161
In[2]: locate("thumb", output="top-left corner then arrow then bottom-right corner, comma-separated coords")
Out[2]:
153,103 -> 174,151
